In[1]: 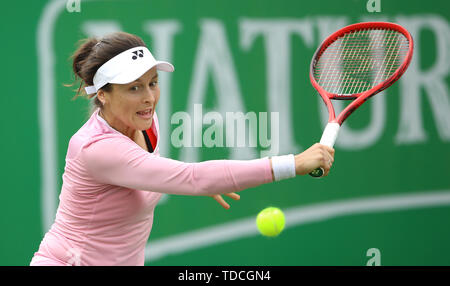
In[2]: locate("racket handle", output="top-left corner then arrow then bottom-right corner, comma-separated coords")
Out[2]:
310,167 -> 325,177
309,123 -> 340,178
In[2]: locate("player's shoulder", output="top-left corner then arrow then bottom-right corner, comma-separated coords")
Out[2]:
66,111 -> 124,159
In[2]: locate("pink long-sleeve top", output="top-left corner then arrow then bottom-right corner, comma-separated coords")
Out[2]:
30,108 -> 274,266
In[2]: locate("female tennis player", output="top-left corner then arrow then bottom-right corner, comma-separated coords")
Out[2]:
30,32 -> 334,266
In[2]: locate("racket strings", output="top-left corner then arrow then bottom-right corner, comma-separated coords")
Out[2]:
314,28 -> 409,96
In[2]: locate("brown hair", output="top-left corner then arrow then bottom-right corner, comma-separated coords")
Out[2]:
68,31 -> 147,111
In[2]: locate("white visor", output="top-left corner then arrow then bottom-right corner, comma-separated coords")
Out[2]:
84,46 -> 174,95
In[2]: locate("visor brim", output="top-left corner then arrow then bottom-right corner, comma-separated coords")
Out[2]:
109,61 -> 174,85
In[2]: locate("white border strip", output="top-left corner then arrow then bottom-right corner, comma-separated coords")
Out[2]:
37,0 -> 67,232
146,190 -> 450,262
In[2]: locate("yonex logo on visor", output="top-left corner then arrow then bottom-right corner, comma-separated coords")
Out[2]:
132,50 -> 144,60
84,46 -> 174,95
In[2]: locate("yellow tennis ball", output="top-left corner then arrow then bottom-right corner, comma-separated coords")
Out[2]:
256,207 -> 285,237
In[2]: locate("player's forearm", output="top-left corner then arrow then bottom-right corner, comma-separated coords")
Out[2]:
190,158 -> 274,195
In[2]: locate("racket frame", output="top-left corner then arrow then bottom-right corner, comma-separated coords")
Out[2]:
310,21 -> 414,126
308,22 -> 414,177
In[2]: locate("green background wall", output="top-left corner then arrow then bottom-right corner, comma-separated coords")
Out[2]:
1,0 -> 449,265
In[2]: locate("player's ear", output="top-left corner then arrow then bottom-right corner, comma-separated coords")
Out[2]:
97,89 -> 107,106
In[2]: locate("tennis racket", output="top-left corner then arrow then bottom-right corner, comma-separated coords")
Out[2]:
309,22 -> 414,177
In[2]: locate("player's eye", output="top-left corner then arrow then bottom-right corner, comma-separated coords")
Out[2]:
150,81 -> 158,87
130,85 -> 139,91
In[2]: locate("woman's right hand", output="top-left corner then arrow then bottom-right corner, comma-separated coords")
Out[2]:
294,143 -> 335,177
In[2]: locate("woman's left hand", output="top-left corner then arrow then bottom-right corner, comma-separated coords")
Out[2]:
210,193 -> 240,209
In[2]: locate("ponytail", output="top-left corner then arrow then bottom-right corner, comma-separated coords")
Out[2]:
65,31 -> 147,111
67,38 -> 100,102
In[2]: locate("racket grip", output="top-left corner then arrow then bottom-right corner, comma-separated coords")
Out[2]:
309,123 -> 340,178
